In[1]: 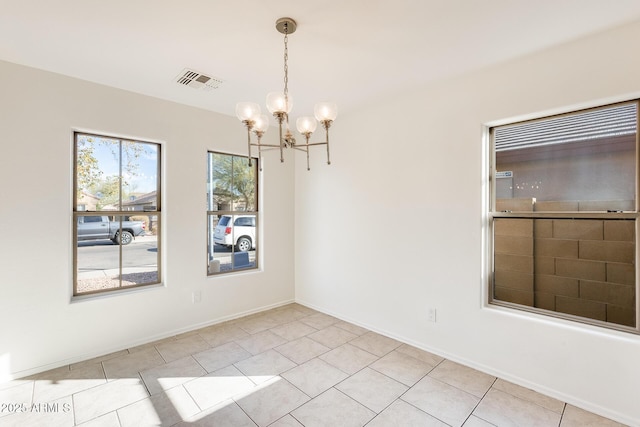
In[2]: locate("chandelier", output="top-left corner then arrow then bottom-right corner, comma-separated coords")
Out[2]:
236,17 -> 337,171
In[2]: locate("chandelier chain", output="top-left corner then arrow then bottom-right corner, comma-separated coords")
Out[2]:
283,25 -> 289,104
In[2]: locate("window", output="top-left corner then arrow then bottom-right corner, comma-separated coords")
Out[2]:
207,152 -> 258,274
489,101 -> 638,332
73,132 -> 161,296
235,217 -> 255,227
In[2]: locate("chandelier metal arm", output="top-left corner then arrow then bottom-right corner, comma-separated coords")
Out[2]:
274,112 -> 286,163
251,140 -> 327,148
252,146 -> 281,151
324,124 -> 331,165
247,133 -> 331,170
243,120 -> 255,167
250,143 -> 281,148
291,136 -> 311,170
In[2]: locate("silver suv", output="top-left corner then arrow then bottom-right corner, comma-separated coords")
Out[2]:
213,215 -> 255,252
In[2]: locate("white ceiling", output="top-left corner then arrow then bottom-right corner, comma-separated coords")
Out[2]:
2,1 -> 640,121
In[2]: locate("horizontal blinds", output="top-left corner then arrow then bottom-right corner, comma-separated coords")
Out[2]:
495,103 -> 637,152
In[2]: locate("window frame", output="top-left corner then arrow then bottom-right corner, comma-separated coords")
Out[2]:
206,150 -> 259,276
487,100 -> 640,334
72,131 -> 162,297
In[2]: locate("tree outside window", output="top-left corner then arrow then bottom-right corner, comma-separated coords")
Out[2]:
73,133 -> 161,296
207,152 -> 258,274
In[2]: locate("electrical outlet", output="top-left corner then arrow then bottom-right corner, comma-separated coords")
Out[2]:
192,290 -> 202,304
427,308 -> 437,323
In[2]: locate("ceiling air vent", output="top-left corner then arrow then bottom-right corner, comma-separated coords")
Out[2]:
175,68 -> 223,91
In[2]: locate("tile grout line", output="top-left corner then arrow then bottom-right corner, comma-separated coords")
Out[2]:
115,408 -> 123,427
386,359 -> 448,426
461,376 -> 499,427
182,381 -> 206,413
489,382 -> 569,418
271,375 -> 314,423
558,402 -> 568,427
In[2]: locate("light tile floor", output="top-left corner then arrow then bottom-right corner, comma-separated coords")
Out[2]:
0,304 -> 629,427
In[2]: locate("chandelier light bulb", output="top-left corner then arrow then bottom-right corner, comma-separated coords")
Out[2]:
314,102 -> 338,122
296,116 -> 317,135
266,92 -> 293,115
253,115 -> 270,134
236,102 -> 261,122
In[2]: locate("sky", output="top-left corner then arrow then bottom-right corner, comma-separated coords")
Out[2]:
80,136 -> 159,195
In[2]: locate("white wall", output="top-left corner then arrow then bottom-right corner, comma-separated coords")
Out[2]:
0,60 -> 295,378
295,20 -> 640,425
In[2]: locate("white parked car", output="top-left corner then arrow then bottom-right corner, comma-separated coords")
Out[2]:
213,215 -> 256,252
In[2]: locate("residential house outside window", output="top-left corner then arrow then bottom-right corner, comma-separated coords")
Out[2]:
489,101 -> 638,332
207,152 -> 258,274
73,132 -> 161,296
